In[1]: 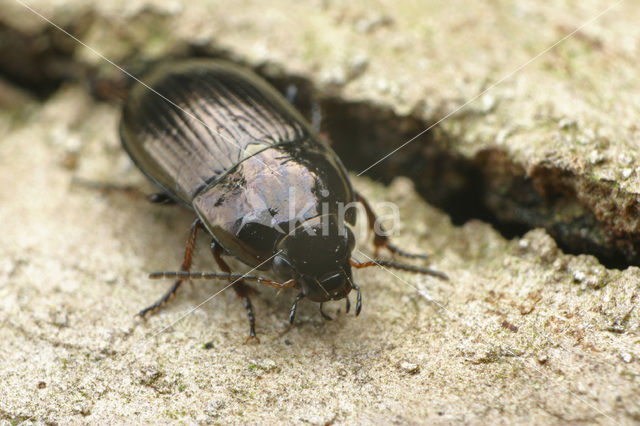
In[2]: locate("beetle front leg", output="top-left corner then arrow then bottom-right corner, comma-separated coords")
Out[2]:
138,217 -> 203,317
355,192 -> 429,260
289,292 -> 305,325
211,242 -> 260,343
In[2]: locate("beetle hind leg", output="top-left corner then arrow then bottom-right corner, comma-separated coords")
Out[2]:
148,192 -> 177,205
138,218 -> 203,318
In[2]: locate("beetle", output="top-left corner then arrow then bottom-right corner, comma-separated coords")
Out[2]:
120,59 -> 447,341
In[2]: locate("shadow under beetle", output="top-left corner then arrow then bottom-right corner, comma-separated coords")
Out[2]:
120,59 -> 447,341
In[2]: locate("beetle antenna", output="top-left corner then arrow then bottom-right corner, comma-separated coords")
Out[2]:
385,242 -> 430,260
349,258 -> 448,280
149,271 -> 296,289
150,271 -> 241,280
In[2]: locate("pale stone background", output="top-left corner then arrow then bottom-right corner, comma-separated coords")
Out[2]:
1,0 -> 639,424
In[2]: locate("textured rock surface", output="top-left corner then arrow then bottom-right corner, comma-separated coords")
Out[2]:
1,0 -> 640,424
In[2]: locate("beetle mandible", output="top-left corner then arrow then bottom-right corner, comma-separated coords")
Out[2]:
120,59 -> 447,341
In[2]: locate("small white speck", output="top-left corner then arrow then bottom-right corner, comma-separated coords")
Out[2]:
618,153 -> 633,165
573,271 -> 586,282
376,78 -> 390,93
621,168 -> 633,179
583,128 -> 596,139
620,352 -> 632,363
496,128 -> 511,144
400,361 -> 419,374
558,118 -> 575,130
320,66 -> 347,86
481,94 -> 496,113
348,53 -> 369,77
588,150 -> 604,165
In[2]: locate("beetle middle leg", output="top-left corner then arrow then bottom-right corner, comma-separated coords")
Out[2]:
138,217 -> 203,317
355,192 -> 429,259
211,243 -> 260,343
319,303 -> 333,321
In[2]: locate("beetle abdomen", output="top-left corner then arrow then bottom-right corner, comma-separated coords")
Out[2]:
120,59 -> 312,205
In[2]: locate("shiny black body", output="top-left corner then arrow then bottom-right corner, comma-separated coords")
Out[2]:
121,59 -> 358,309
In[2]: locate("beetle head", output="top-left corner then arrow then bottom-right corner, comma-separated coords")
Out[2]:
273,215 -> 355,302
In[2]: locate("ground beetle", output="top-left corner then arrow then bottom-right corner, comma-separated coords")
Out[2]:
120,59 -> 447,341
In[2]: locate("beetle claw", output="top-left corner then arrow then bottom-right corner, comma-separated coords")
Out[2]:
245,334 -> 261,344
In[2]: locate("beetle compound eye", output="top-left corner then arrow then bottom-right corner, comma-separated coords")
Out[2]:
273,255 -> 297,279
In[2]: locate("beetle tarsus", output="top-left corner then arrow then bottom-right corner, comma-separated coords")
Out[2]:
245,334 -> 261,344
243,295 -> 260,344
289,292 -> 305,325
137,278 -> 182,318
353,283 -> 362,316
319,303 -> 333,321
345,297 -> 351,314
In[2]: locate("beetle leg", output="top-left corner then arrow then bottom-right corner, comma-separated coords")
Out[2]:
355,192 -> 429,260
289,292 -> 305,325
352,283 -> 362,316
71,177 -> 178,205
71,177 -> 142,198
238,284 -> 259,344
345,297 -> 351,314
350,257 -> 448,280
211,243 -> 260,343
319,303 -> 333,321
138,217 -> 203,317
148,192 -> 177,205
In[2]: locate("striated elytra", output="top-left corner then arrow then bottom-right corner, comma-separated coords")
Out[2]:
120,59 -> 447,341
